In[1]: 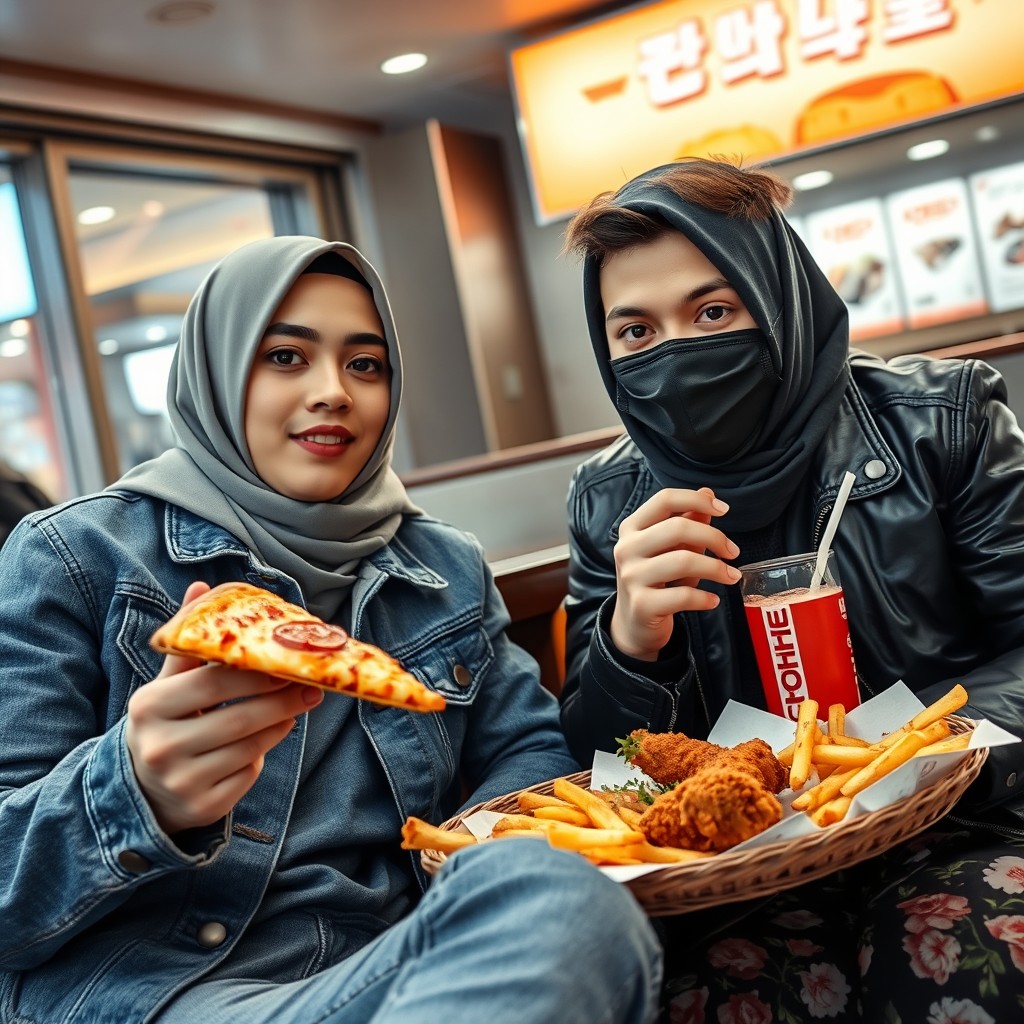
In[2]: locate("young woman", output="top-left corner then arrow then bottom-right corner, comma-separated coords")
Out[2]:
0,236 -> 661,1024
561,159 -> 1024,1022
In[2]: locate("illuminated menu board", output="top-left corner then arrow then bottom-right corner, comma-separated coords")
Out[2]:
804,198 -> 903,342
884,178 -> 987,329
969,161 -> 1024,314
510,0 -> 1024,223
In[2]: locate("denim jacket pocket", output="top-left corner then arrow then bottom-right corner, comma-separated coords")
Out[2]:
106,585 -> 178,721
407,620 -> 494,707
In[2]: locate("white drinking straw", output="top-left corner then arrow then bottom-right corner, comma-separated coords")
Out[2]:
810,471 -> 857,590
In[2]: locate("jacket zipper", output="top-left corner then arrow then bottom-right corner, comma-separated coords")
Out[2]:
811,502 -> 832,550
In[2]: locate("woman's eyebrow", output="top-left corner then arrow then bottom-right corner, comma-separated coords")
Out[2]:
262,324 -> 387,348
264,322 -> 319,341
605,277 -> 735,323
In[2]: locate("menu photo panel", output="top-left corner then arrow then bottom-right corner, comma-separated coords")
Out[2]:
884,178 -> 987,329
969,161 -> 1024,314
805,198 -> 905,342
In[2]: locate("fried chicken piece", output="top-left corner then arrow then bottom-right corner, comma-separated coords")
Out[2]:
625,730 -> 727,786
639,767 -> 783,853
726,738 -> 789,794
625,731 -> 787,793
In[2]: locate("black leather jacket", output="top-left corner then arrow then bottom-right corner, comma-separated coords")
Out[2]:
561,351 -> 1024,824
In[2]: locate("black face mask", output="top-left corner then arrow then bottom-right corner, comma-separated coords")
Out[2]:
610,328 -> 781,465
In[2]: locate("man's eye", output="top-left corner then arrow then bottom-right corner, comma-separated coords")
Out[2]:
703,305 -> 728,322
626,325 -> 647,339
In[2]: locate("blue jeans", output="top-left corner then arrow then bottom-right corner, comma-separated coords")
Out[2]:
156,840 -> 662,1024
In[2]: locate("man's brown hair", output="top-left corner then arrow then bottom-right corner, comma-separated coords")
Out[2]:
563,157 -> 793,265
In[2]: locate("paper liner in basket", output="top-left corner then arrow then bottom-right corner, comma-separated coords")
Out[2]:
460,681 -> 1019,883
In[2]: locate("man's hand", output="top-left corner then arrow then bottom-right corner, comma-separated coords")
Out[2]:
610,487 -> 740,662
125,581 -> 324,834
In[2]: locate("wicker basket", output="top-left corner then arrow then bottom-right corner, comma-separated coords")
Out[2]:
421,715 -> 988,915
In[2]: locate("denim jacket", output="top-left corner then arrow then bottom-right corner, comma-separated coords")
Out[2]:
0,492 -> 578,1023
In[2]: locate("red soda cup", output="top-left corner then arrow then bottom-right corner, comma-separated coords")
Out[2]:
740,550 -> 860,723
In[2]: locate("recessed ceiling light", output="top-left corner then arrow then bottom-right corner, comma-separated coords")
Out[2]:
792,169 -> 834,191
0,338 -> 28,358
381,53 -> 428,75
142,200 -> 165,217
78,205 -> 116,226
975,125 -> 1000,143
8,319 -> 29,337
907,139 -> 950,161
98,338 -> 120,355
146,325 -> 169,342
148,1 -> 215,24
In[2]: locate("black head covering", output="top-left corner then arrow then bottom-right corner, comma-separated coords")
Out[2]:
582,163 -> 851,531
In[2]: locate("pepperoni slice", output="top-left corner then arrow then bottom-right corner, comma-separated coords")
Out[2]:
272,621 -> 349,652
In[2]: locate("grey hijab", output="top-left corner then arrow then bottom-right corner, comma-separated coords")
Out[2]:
114,235 -> 419,619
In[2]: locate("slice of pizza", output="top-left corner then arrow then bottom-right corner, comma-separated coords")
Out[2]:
150,581 -> 445,713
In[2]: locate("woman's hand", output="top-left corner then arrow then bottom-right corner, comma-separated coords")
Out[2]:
610,487 -> 740,662
125,581 -> 324,835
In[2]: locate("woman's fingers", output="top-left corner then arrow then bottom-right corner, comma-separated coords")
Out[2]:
142,662 -> 292,719
129,673 -> 319,761
142,718 -> 298,830
156,581 -> 212,678
127,655 -> 324,833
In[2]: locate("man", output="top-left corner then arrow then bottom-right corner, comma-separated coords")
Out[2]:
560,157 -> 1024,1021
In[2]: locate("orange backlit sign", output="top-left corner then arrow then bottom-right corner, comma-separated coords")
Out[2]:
510,0 -> 1024,223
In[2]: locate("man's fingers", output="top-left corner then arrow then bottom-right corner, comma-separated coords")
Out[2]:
624,487 -> 729,533
621,549 -> 739,592
617,515 -> 738,567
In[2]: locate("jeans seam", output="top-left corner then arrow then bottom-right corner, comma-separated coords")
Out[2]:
307,960 -> 403,1024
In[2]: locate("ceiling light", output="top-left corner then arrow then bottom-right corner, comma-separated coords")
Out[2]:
78,205 -> 116,226
146,325 -> 169,342
381,53 -> 428,75
8,319 -> 29,337
975,125 -> 1000,143
142,200 -> 165,217
148,1 -> 215,23
792,169 -> 834,191
98,338 -> 120,355
907,139 -> 950,161
0,338 -> 27,358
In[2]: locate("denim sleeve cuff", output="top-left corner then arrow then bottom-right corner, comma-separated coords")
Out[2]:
83,719 -> 229,879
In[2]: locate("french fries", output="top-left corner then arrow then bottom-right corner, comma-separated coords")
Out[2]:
783,685 -> 972,827
402,684 -> 974,865
789,698 -> 819,790
401,817 -> 479,854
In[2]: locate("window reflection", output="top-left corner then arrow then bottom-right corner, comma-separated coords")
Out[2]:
68,171 -> 275,474
0,165 -> 65,501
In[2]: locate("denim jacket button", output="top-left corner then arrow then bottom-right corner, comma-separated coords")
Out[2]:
453,664 -> 472,687
117,850 -> 151,874
197,922 -> 228,948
